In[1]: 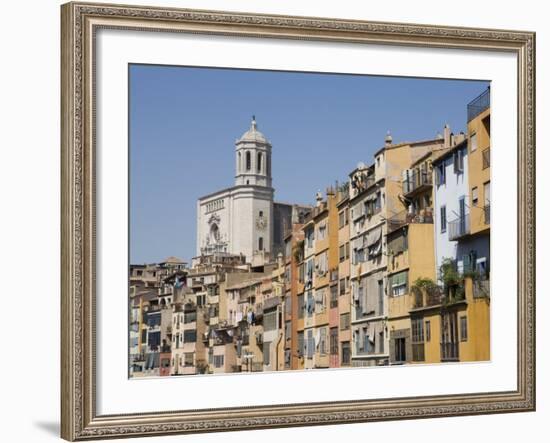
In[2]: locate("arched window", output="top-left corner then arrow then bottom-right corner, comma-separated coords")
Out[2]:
257,152 -> 263,173
246,151 -> 251,171
238,152 -> 241,172
258,237 -> 264,251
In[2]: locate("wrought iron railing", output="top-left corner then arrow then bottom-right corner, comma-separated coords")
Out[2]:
402,170 -> 431,195
467,88 -> 490,122
441,342 -> 459,361
387,208 -> 434,232
448,214 -> 470,240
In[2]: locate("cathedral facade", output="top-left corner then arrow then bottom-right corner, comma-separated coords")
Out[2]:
196,118 -> 275,263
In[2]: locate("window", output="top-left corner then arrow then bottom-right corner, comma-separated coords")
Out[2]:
378,280 -> 384,316
440,205 -> 447,233
257,152 -> 262,173
340,312 -> 350,330
297,294 -> 304,319
339,278 -> 346,295
425,320 -> 431,341
390,271 -> 408,297
259,210 -> 263,217
284,321 -> 291,342
341,341 -> 351,365
453,149 -> 464,173
245,151 -> 251,170
338,210 -> 348,228
263,342 -> 271,365
297,332 -> 304,357
307,330 -> 314,359
213,355 -> 224,368
339,244 -> 345,262
285,295 -> 292,315
330,285 -> 338,308
264,309 -> 277,331
470,132 -> 478,152
460,316 -> 468,341
258,237 -> 263,251
184,352 -> 194,367
183,330 -> 197,343
437,163 -> 446,186
306,291 -> 314,317
388,230 -> 407,255
482,148 -> 490,169
183,311 -> 196,323
305,227 -> 315,249
472,187 -> 479,206
315,288 -> 327,313
319,327 -> 327,355
330,327 -> 338,355
395,337 -> 406,363
317,222 -> 327,240
441,312 -> 459,361
411,318 -> 425,362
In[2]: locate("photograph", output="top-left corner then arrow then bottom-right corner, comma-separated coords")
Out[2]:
128,65 -> 492,377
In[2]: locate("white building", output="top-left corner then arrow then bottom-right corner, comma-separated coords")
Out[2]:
432,138 -> 490,278
196,117 -> 275,263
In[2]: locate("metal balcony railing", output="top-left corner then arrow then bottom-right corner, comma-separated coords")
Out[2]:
411,286 -> 443,309
387,208 -> 434,233
473,278 -> 490,299
441,342 -> 459,361
467,88 -> 490,122
448,214 -> 470,240
402,170 -> 431,196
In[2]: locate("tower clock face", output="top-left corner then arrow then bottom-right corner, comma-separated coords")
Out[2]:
256,215 -> 267,231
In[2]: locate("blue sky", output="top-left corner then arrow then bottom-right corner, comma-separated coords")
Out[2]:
129,64 -> 489,264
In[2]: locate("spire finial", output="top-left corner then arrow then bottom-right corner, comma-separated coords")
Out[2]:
385,130 -> 393,145
251,115 -> 257,130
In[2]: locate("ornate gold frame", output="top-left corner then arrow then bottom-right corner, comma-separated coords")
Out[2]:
61,2 -> 536,440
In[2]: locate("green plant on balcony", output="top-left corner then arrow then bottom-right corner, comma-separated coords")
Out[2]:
440,258 -> 465,305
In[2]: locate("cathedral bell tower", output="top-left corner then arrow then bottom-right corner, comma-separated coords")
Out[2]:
235,116 -> 272,188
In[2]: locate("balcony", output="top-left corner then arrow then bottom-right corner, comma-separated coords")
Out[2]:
410,286 -> 443,310
387,208 -> 433,233
448,214 -> 470,240
473,278 -> 490,299
467,88 -> 490,122
402,170 -> 431,197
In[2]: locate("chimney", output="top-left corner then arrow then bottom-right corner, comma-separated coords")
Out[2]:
443,124 -> 451,149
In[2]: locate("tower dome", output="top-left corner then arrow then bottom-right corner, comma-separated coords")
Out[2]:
234,116 -> 272,188
237,116 -> 269,145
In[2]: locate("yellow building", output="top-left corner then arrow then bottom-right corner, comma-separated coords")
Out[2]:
384,136 -> 445,365
336,185 -> 352,367
467,88 -> 491,236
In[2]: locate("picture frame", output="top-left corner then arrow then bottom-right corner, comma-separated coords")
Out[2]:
60,1 -> 536,440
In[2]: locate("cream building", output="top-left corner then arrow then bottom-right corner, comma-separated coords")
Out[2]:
196,117 -> 274,263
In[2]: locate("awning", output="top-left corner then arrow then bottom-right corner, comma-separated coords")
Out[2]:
365,226 -> 382,248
